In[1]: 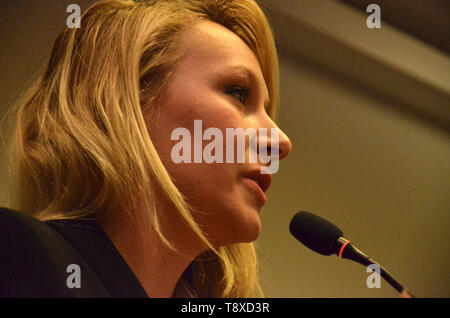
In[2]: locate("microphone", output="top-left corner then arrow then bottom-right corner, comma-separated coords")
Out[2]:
289,211 -> 415,297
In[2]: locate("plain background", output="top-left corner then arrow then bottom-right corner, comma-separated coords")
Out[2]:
0,0 -> 449,297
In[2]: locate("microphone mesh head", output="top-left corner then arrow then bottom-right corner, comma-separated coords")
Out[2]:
289,211 -> 343,256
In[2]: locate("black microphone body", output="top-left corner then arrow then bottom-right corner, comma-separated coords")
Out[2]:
290,211 -> 414,297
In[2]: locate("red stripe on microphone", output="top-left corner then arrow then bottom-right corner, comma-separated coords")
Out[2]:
339,241 -> 350,258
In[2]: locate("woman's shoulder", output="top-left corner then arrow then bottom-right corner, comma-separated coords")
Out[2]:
0,207 -> 110,297
0,207 -> 147,297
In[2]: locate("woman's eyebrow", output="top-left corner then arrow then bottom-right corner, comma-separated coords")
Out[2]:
227,65 -> 270,111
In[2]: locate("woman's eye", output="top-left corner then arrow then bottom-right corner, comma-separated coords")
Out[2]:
225,85 -> 250,105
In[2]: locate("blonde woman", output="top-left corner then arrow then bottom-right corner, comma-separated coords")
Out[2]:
0,0 -> 291,297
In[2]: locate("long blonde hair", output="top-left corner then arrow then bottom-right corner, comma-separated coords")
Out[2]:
2,0 -> 279,297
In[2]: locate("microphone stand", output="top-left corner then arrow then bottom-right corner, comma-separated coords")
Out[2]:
335,238 -> 415,298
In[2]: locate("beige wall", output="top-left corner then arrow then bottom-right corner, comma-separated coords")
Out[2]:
256,0 -> 449,298
258,53 -> 449,297
1,0 -> 449,297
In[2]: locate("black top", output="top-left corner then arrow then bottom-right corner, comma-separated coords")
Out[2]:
0,207 -> 148,298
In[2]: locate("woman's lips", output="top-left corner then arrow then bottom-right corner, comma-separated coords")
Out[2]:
241,168 -> 273,207
242,177 -> 267,206
243,169 -> 273,193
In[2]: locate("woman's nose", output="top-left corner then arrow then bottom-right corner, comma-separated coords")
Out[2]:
254,123 -> 292,161
264,127 -> 292,161
260,110 -> 292,161
276,128 -> 292,160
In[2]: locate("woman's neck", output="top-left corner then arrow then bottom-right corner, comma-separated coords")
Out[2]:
97,202 -> 205,298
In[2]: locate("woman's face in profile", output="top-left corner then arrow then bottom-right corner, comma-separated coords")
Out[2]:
146,20 -> 292,247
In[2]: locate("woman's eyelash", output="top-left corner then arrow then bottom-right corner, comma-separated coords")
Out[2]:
225,85 -> 250,105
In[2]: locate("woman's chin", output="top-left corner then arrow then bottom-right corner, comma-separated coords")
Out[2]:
230,210 -> 262,244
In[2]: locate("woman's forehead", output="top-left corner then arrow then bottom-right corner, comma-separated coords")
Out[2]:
178,20 -> 261,72
174,20 -> 268,95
